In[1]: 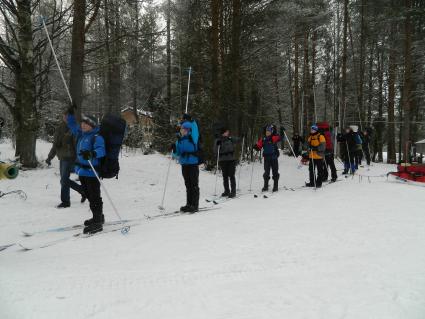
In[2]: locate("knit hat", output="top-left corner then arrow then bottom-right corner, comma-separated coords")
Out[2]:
311,125 -> 318,132
181,121 -> 192,131
266,125 -> 274,132
81,114 -> 98,128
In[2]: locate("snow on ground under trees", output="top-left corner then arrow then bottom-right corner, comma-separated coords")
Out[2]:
1,140 -> 425,319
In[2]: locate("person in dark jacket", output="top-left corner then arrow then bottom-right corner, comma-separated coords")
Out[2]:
214,127 -> 239,198
338,127 -> 357,174
254,125 -> 281,192
292,133 -> 304,157
319,123 -> 338,183
360,129 -> 371,165
67,110 -> 106,234
46,112 -> 85,208
306,125 -> 326,187
172,121 -> 200,213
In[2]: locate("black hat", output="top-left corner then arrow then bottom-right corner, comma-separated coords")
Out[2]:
81,114 -> 98,128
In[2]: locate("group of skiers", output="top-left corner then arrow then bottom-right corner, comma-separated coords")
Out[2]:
47,109 -> 372,234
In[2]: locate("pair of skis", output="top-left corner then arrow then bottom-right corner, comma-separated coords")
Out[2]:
18,222 -> 137,251
145,206 -> 220,220
0,219 -> 138,252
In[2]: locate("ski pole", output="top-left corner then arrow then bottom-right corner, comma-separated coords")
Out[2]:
185,67 -> 192,114
87,159 -> 129,234
310,150 -> 317,191
249,149 -> 258,192
282,130 -> 297,158
346,140 -> 354,175
158,152 -> 173,211
237,136 -> 245,191
40,16 -> 73,104
213,145 -> 221,196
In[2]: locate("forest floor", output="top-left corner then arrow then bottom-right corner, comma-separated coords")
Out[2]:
1,140 -> 424,319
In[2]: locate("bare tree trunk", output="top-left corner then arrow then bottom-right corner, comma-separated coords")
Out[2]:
293,34 -> 300,134
302,29 -> 311,132
402,0 -> 413,162
69,0 -> 86,118
387,23 -> 397,164
358,0 -> 366,125
311,30 -> 317,123
131,0 -> 140,123
376,45 -> 384,162
14,0 -> 37,167
341,0 -> 349,128
105,0 -> 121,115
211,0 -> 220,114
366,43 -> 374,126
166,0 -> 172,112
230,0 -> 241,133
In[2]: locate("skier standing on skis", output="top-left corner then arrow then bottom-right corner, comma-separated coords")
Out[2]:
360,129 -> 372,166
352,126 -> 363,169
306,125 -> 326,188
171,119 -> 200,213
46,111 -> 86,208
214,127 -> 239,198
318,122 -> 337,183
254,125 -> 281,192
338,127 -> 357,175
66,108 -> 106,234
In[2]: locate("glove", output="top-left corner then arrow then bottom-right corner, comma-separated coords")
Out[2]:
280,127 -> 285,135
182,113 -> 192,122
67,102 -> 77,115
45,158 -> 51,166
80,150 -> 96,160
169,143 -> 176,152
309,146 -> 318,152
216,140 -> 222,146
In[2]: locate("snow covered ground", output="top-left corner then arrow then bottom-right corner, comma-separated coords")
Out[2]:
1,139 -> 425,319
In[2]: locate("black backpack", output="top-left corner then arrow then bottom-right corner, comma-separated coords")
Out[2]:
92,114 -> 127,179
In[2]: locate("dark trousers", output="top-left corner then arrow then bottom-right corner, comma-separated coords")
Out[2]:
79,176 -> 103,222
355,150 -> 363,168
220,160 -> 236,193
60,159 -> 83,205
294,143 -> 301,157
182,165 -> 200,209
263,157 -> 279,181
363,146 -> 371,165
323,153 -> 337,181
309,158 -> 325,186
342,151 -> 356,174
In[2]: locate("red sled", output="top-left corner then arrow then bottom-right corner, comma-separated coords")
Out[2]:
388,164 -> 425,185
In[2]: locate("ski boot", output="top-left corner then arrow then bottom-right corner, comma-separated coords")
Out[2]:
83,222 -> 103,235
56,202 -> 70,209
84,214 -> 105,226
262,178 -> 269,192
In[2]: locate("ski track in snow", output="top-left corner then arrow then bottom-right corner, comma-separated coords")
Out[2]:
1,140 -> 425,319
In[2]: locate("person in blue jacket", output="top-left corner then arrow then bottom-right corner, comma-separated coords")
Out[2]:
171,120 -> 200,213
254,125 -> 281,192
66,108 -> 106,234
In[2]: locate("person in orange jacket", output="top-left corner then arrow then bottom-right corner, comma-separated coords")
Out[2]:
306,125 -> 326,188
254,125 -> 281,192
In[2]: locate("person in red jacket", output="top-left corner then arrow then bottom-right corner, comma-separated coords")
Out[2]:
254,125 -> 281,192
